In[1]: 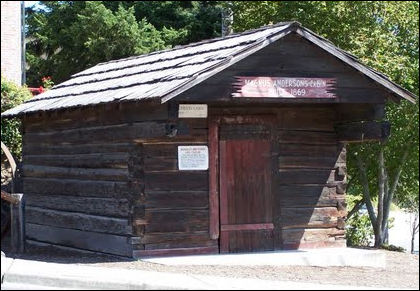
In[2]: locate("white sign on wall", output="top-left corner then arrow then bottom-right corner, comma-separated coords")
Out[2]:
178,104 -> 208,118
178,146 -> 209,170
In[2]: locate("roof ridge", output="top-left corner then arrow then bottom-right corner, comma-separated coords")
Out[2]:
89,21 -> 298,68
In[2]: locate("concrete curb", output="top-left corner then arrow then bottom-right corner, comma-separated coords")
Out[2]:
2,258 -> 385,290
143,248 -> 386,268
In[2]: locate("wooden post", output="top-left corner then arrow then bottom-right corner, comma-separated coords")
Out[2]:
10,193 -> 25,254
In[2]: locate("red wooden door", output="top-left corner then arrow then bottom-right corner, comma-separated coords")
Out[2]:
219,138 -> 274,253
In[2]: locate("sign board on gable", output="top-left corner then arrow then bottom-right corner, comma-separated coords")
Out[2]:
233,76 -> 336,98
178,146 -> 209,170
179,104 -> 208,118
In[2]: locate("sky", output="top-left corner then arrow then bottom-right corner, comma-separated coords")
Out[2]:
24,1 -> 40,8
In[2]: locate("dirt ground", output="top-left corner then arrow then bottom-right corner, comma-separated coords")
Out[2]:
2,237 -> 419,289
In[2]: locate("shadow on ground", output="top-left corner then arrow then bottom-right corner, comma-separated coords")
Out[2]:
1,234 -> 134,265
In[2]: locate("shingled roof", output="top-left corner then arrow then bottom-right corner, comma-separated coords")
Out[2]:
2,21 -> 416,117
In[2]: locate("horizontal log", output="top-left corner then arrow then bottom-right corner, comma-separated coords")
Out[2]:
133,246 -> 218,258
335,104 -> 385,123
277,130 -> 337,145
23,142 -> 132,156
143,209 -> 209,225
278,156 -> 342,169
24,153 -> 129,169
278,169 -> 342,185
145,221 -> 209,233
279,185 -> 345,208
282,228 -> 345,243
26,223 -> 132,257
144,239 -> 218,250
26,206 -> 131,235
22,165 -> 128,181
130,231 -> 209,244
283,239 -> 346,250
278,143 -> 340,157
335,121 -> 391,143
281,207 -> 347,229
221,223 -> 274,231
23,178 -> 130,198
24,122 -> 168,145
144,191 -> 208,209
26,195 -> 130,218
145,172 -> 208,191
277,106 -> 335,131
24,100 -> 168,132
143,157 -> 177,171
142,142 -> 207,158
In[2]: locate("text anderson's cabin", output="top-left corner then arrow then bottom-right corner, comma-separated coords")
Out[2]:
2,22 -> 416,257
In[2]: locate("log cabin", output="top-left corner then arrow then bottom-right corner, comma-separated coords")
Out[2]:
2,22 -> 417,257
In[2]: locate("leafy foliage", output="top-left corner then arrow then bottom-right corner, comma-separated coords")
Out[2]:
25,1 -> 222,86
346,195 -> 374,247
1,76 -> 32,159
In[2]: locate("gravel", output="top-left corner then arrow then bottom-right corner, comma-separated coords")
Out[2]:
2,237 -> 419,289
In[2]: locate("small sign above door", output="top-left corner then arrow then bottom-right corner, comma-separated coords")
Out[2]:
178,145 -> 209,170
233,76 -> 336,98
179,104 -> 208,118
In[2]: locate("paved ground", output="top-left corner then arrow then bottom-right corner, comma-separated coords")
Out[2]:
1,239 -> 419,289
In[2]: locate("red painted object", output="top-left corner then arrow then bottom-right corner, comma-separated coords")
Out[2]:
29,87 -> 44,95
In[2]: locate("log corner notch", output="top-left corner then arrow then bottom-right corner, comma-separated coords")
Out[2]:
335,121 -> 391,143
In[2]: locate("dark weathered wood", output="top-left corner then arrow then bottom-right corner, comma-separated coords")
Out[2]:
335,104 -> 385,122
25,100 -> 168,133
278,169 -> 339,185
133,246 -> 218,258
277,106 -> 335,131
282,228 -> 345,242
26,206 -> 131,235
24,153 -> 129,169
23,142 -> 132,156
144,239 -> 218,250
221,223 -> 274,231
144,172 -> 208,191
130,231 -> 209,244
278,130 -> 337,145
23,178 -> 130,198
144,191 -> 208,209
25,122 -> 168,145
278,143 -> 339,157
10,194 -> 25,254
26,195 -> 130,218
335,121 -> 391,143
220,137 -> 274,253
281,207 -> 346,229
26,223 -> 132,257
143,209 -> 208,225
279,185 -> 344,208
145,220 -> 209,233
278,156 -> 340,169
22,165 -> 128,181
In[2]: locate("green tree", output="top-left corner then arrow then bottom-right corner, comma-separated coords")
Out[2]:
229,1 -> 419,247
1,75 -> 32,159
25,1 -> 222,86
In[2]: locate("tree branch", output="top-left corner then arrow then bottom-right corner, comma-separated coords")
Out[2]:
356,154 -> 377,227
346,198 -> 365,220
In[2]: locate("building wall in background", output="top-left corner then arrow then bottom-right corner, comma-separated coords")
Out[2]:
1,1 -> 23,85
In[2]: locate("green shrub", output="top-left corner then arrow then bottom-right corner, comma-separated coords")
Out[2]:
346,195 -> 374,247
1,75 -> 32,160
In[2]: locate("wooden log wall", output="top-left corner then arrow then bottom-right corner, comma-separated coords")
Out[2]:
211,105 -> 348,249
129,118 -> 218,257
21,101 -> 169,256
275,105 -> 347,249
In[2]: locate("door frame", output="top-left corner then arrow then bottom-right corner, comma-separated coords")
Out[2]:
208,115 -> 278,252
